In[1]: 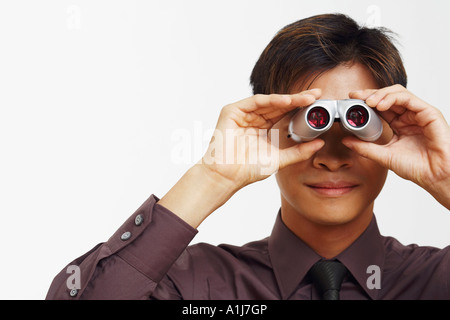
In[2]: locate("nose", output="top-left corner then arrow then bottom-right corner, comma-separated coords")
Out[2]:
312,123 -> 354,171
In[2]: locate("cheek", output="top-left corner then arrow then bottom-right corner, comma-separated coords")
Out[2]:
275,166 -> 295,191
275,163 -> 304,198
360,159 -> 389,194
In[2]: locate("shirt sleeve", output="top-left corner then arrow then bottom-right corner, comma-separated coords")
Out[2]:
45,194 -> 198,300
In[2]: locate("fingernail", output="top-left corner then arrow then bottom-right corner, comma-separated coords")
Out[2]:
350,90 -> 363,96
309,88 -> 322,95
366,95 -> 376,105
341,138 -> 353,148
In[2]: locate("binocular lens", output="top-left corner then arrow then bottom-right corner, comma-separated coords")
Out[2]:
307,107 -> 329,129
289,100 -> 382,143
346,105 -> 369,128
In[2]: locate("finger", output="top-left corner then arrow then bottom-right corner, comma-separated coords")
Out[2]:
361,86 -> 444,127
224,89 -> 322,130
240,88 -> 322,115
377,109 -> 398,125
377,107 -> 412,132
363,85 -> 433,116
341,136 -> 392,168
260,89 -> 323,127
375,91 -> 414,112
348,89 -> 378,100
248,94 -> 293,113
289,88 -> 322,107
238,111 -> 275,129
364,84 -> 407,109
278,139 -> 325,169
350,87 -> 411,115
259,88 -> 322,112
239,89 -> 322,127
376,92 -> 444,129
231,106 -> 295,130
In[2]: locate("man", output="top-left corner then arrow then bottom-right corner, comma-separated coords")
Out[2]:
46,14 -> 450,300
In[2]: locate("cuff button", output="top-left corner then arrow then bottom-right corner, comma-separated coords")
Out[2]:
120,231 -> 132,241
134,214 -> 144,226
69,288 -> 78,297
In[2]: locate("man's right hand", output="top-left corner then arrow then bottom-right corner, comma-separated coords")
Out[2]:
159,89 -> 325,228
201,89 -> 325,192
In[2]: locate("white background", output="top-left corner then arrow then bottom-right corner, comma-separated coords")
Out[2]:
0,0 -> 449,300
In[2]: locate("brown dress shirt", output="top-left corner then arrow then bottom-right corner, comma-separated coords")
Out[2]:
46,195 -> 450,300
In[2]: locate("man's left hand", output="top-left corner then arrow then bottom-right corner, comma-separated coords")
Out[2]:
345,84 -> 450,209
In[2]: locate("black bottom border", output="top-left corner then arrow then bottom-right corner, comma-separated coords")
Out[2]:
8,299 -> 448,318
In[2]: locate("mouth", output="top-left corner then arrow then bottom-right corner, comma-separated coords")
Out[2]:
306,181 -> 359,197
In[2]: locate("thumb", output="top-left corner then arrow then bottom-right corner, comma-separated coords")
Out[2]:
279,139 -> 325,169
341,137 -> 391,168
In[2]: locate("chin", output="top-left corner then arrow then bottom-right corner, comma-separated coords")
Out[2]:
294,199 -> 371,227
306,208 -> 360,226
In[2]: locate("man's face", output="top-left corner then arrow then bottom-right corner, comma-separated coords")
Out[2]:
273,63 -> 392,228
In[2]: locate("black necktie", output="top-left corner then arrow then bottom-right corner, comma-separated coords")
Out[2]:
308,260 -> 348,300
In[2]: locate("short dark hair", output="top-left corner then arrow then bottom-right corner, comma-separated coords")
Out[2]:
250,13 -> 407,94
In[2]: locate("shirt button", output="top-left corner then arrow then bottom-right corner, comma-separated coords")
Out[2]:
121,231 -> 132,241
69,288 -> 78,297
134,214 -> 144,226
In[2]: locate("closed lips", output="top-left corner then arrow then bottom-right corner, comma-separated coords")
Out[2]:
307,182 -> 359,188
306,181 -> 359,196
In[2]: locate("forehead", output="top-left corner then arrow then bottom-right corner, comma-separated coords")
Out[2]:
292,63 -> 379,99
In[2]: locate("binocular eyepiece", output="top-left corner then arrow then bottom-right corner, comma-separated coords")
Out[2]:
288,99 -> 383,142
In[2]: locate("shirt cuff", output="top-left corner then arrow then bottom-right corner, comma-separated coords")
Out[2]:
105,194 -> 198,283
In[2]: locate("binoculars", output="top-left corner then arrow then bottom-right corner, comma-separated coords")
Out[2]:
288,99 -> 383,142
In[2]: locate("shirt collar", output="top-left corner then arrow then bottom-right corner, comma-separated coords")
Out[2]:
268,211 -> 321,299
336,215 -> 384,300
268,210 -> 385,300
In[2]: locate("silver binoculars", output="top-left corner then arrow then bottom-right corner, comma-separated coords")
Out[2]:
288,99 -> 383,142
